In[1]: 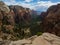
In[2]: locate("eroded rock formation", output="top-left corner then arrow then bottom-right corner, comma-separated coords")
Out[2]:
0,1 -> 32,40
41,4 -> 60,36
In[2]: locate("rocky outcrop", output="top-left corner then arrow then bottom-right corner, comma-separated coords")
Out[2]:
0,1 -> 10,13
0,1 -> 32,26
31,33 -> 60,45
9,33 -> 60,45
0,1 -> 10,32
41,4 -> 60,36
9,5 -> 31,24
0,1 -> 32,40
0,33 -> 60,45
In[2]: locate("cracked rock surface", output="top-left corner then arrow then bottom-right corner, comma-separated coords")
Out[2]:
0,33 -> 60,45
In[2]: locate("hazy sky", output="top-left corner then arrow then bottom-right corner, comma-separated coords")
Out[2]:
2,0 -> 60,11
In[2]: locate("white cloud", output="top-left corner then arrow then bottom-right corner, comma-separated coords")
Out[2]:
37,1 -> 60,7
18,3 -> 32,9
24,0 -> 33,2
3,0 -> 33,9
3,0 -> 17,5
31,1 -> 60,11
3,0 -> 60,11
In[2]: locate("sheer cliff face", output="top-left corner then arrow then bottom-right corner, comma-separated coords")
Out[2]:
0,2 -> 32,26
41,4 -> 60,36
9,6 -> 31,24
0,1 -> 32,37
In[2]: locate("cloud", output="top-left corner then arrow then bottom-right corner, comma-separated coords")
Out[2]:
37,1 -> 60,7
3,0 -> 33,8
17,3 -> 33,9
31,1 -> 60,11
24,0 -> 33,2
3,0 -> 17,5
2,0 -> 60,11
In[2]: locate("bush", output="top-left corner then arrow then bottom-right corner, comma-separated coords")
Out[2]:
36,32 -> 43,36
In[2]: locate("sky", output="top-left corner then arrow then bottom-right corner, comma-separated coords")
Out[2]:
2,0 -> 60,11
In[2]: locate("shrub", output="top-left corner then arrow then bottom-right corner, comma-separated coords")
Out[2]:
36,32 -> 43,36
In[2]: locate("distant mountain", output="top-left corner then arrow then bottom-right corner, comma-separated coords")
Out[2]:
36,11 -> 41,15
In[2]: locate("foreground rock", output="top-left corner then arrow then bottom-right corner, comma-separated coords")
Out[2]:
31,33 -> 60,45
0,33 -> 59,45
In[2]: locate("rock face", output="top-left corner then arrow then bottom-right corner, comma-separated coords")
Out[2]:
9,33 -> 60,45
0,1 -> 10,13
0,1 -> 32,25
41,4 -> 60,36
31,33 -> 60,45
0,1 -> 32,40
9,5 -> 31,24
0,33 -> 60,45
0,1 -> 10,32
